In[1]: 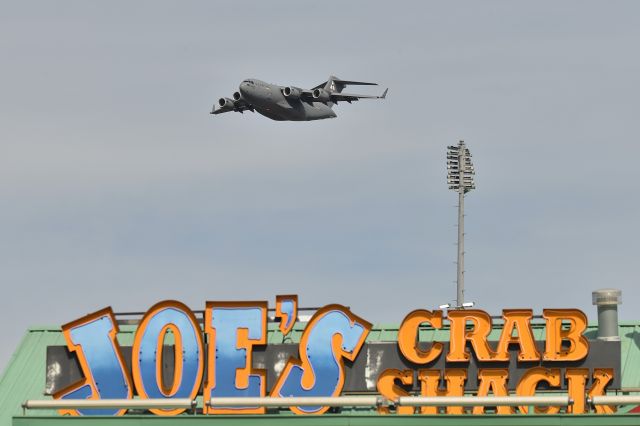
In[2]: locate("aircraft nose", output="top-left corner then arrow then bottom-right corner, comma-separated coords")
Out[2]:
239,82 -> 251,97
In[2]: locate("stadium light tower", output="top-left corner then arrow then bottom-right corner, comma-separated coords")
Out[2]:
447,140 -> 476,308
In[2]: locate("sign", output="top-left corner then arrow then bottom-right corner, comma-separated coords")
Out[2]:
48,296 -> 620,416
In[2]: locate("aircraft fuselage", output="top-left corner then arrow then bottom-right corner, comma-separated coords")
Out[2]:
239,79 -> 336,121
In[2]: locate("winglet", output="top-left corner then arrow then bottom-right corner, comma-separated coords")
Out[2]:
380,88 -> 388,99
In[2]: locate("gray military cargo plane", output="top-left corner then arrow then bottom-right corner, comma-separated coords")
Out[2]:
210,75 -> 387,121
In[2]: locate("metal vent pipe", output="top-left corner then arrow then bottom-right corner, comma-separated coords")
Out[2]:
592,288 -> 622,341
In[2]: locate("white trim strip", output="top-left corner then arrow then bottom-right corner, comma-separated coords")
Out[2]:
208,396 -> 381,407
23,398 -> 195,410
23,395 -> 576,411
398,396 -> 571,407
590,395 -> 640,405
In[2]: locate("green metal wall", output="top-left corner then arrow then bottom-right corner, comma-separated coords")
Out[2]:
12,414 -> 640,426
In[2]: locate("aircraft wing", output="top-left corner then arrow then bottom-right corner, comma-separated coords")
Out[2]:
330,88 -> 388,103
210,99 -> 254,115
311,78 -> 378,90
298,88 -> 388,104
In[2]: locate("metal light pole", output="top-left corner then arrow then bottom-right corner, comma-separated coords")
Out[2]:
447,141 -> 475,308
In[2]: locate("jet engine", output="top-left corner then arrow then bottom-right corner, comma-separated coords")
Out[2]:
218,97 -> 235,109
312,88 -> 331,102
283,86 -> 302,99
233,92 -> 242,101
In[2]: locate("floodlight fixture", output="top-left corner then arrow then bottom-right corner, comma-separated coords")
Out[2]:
446,140 -> 476,309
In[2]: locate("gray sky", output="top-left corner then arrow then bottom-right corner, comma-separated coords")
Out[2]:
1,1 -> 639,370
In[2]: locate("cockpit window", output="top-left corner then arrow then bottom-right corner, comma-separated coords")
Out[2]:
243,79 -> 255,85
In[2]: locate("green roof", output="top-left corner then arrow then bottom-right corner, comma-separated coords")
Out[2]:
2,321 -> 640,426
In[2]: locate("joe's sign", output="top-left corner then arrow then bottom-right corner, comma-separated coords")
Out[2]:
48,296 -> 619,416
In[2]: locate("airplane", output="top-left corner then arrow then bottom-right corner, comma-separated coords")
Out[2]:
210,75 -> 387,121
